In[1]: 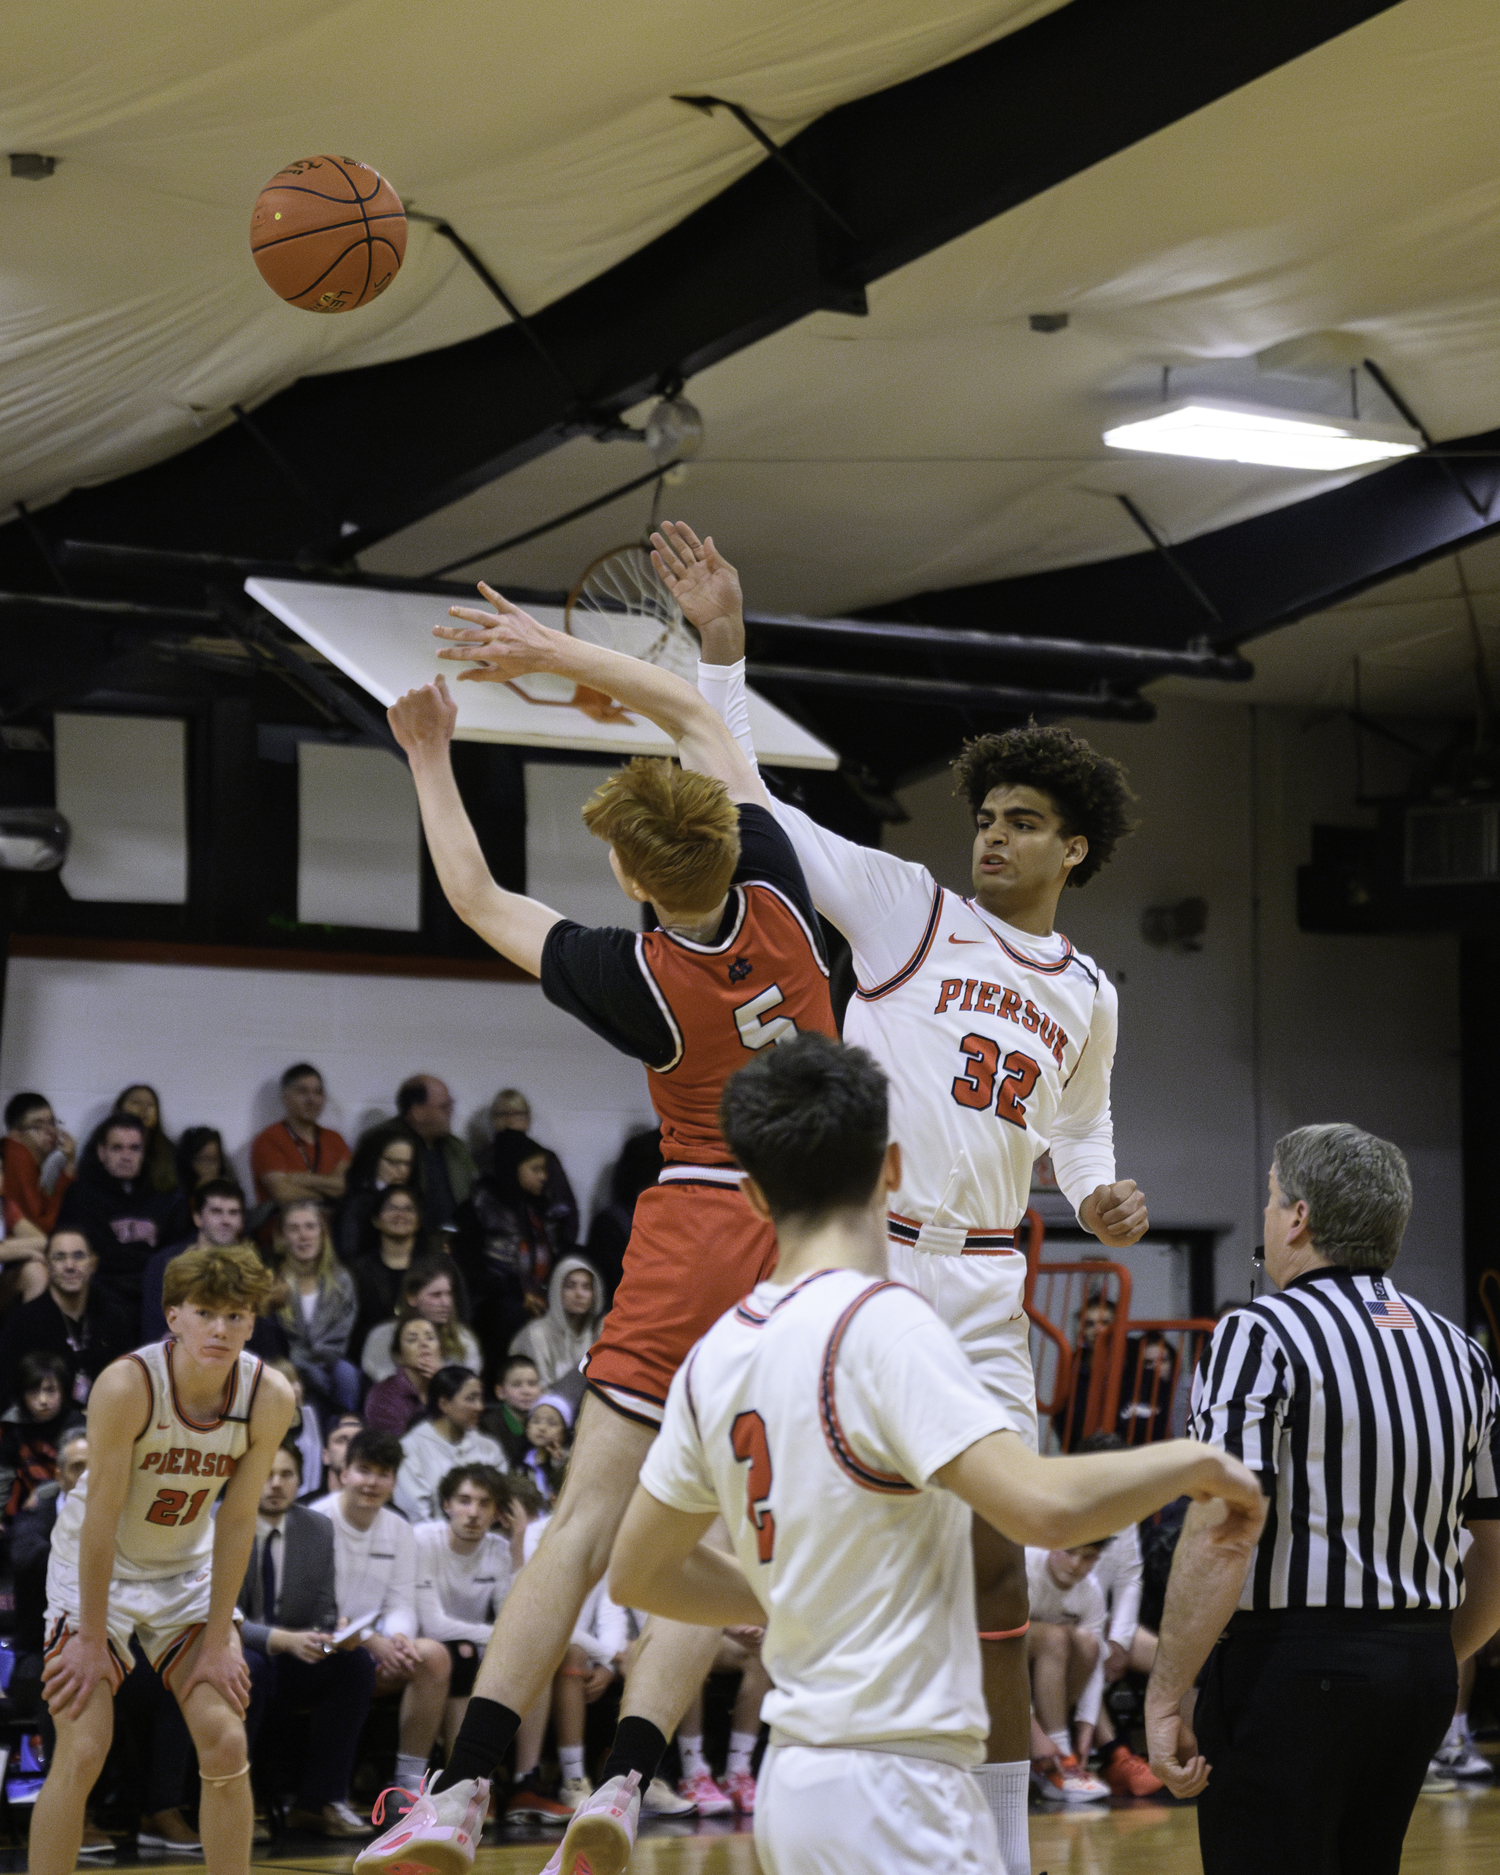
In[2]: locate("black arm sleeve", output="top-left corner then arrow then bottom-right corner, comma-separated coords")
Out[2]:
539,921 -> 677,1066
733,803 -> 818,926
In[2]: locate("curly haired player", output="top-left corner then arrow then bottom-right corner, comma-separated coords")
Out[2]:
32,1246 -> 295,1875
656,520 -> 1146,1875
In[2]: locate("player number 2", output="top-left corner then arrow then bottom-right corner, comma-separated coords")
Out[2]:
730,1410 -> 776,1563
734,984 -> 797,1052
951,1035 -> 1042,1129
145,1487 -> 210,1528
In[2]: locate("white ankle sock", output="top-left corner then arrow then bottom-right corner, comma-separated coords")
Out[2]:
726,1731 -> 758,1777
678,1735 -> 708,1779
1047,1729 -> 1071,1761
973,1760 -> 1031,1875
396,1753 -> 429,1790
559,1746 -> 585,1781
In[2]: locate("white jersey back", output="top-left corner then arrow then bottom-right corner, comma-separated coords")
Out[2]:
640,1268 -> 1008,1766
51,1340 -> 262,1582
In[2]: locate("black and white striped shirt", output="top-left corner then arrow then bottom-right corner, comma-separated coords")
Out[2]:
1191,1268 -> 1500,1612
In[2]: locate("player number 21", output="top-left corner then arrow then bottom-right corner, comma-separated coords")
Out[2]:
145,1487 -> 211,1527
730,1410 -> 776,1563
951,1034 -> 1041,1128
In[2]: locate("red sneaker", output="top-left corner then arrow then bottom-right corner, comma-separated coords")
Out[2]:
722,1769 -> 756,1815
1104,1749 -> 1164,1798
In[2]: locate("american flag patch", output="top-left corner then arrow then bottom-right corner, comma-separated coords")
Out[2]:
1366,1297 -> 1417,1330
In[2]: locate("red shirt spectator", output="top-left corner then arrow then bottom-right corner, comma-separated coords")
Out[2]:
250,1063 -> 351,1206
3,1093 -> 76,1235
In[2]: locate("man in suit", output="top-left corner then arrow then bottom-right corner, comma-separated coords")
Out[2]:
242,1443 -> 377,1838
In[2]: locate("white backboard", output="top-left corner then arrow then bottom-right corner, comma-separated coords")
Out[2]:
246,578 -> 838,769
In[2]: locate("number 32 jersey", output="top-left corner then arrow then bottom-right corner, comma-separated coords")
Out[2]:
641,1268 -> 1008,1766
51,1340 -> 262,1581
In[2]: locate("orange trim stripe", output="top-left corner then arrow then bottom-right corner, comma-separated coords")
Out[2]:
819,1282 -> 919,1495
166,1342 -> 237,1432
854,884 -> 943,1002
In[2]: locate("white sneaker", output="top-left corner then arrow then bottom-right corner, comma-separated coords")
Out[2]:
1433,1737 -> 1492,1780
535,1770 -> 642,1875
1032,1755 -> 1110,1805
354,1773 -> 490,1875
560,1777 -> 594,1812
1422,1759 -> 1459,1794
641,1777 -> 695,1817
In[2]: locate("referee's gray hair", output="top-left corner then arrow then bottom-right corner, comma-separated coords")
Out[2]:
1271,1124 -> 1412,1272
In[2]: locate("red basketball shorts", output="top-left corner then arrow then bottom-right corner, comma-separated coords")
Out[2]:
584,1178 -> 777,1427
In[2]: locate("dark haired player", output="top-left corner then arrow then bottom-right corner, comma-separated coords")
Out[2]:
655,522 -> 1146,1873
610,1034 -> 1262,1875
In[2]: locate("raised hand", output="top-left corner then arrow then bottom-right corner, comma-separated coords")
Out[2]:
650,522 -> 743,649
437,581 -> 562,683
387,675 -> 459,758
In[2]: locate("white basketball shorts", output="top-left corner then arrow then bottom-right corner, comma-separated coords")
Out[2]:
887,1243 -> 1038,1452
45,1547 -> 216,1693
756,1743 -> 998,1875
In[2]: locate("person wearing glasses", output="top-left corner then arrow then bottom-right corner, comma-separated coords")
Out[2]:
4,1093 -> 76,1237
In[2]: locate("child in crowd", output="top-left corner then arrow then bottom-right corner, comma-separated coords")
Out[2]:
481,1356 -> 541,1469
520,1394 -> 572,1504
1026,1543 -> 1111,1804
0,1351 -> 85,1519
396,1368 -> 506,1524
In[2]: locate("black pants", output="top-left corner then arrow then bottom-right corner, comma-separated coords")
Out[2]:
245,1645 -> 377,1810
1196,1610 -> 1455,1875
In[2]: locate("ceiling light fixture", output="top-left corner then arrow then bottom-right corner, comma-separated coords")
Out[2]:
1103,396 -> 1422,472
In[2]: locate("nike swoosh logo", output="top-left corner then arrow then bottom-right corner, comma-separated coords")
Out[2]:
947,935 -> 983,944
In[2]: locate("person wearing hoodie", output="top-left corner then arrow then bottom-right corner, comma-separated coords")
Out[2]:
55,1112 -> 178,1316
394,1365 -> 507,1524
456,1131 -> 574,1380
507,1255 -> 604,1388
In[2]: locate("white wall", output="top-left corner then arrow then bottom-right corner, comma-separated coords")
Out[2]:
885,695 -> 1464,1321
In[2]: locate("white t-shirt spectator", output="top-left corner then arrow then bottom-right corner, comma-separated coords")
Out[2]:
313,1495 -> 417,1638
1025,1547 -> 1107,1634
412,1519 -> 513,1644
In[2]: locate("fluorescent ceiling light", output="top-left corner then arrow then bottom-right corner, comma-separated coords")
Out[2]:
1103,397 -> 1423,471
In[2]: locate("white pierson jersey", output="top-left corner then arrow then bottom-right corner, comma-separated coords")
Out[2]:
51,1340 -> 262,1582
640,1267 -> 1009,1766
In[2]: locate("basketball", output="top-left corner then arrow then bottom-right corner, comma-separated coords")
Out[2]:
249,154 -> 406,313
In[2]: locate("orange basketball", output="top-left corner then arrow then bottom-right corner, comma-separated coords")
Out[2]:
249,155 -> 406,314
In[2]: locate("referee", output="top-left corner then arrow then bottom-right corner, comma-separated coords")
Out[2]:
1144,1123 -> 1500,1875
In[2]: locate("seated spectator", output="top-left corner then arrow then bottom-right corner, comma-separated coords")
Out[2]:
10,1427 -> 89,1715
396,1075 -> 476,1231
0,1151 -> 48,1307
313,1411 -> 364,1501
1026,1543 -> 1111,1802
0,1350 -> 85,1519
481,1355 -> 543,1470
508,1255 -> 604,1387
365,1317 -> 443,1437
270,1355 -> 325,1504
0,1230 -> 134,1411
458,1132 -> 570,1377
337,1119 -> 425,1263
395,1367 -> 506,1524
242,1442 -> 376,1838
138,1180 -> 288,1362
362,1256 -> 482,1383
3,1089 -> 76,1236
175,1125 -> 228,1194
113,1083 -> 179,1195
1072,1532 -> 1160,1794
1115,1329 -> 1178,1444
673,1631 -> 772,1817
413,1462 -> 515,1756
251,1062 -> 352,1209
585,1127 -> 660,1303
351,1186 -> 445,1356
1051,1294 -> 1116,1452
313,1430 -> 452,1794
56,1111 -> 177,1317
273,1199 -> 360,1415
485,1088 -> 580,1247
520,1392 -> 573,1505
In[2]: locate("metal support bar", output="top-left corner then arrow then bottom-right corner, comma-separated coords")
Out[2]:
12,502 -> 71,595
220,600 -> 405,757
673,95 -> 857,238
424,461 -> 677,578
1115,494 -> 1226,627
407,213 -> 578,396
745,662 -> 1154,721
744,607 -> 1250,681
0,590 -> 220,627
1361,358 -> 1488,520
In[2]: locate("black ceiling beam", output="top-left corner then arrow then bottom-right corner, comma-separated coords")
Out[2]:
745,663 -> 1155,722
4,0 -> 1404,578
866,423 -> 1500,655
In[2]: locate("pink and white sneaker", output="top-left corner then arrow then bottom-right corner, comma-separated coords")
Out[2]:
722,1769 -> 756,1815
354,1774 -> 490,1875
676,1770 -> 733,1818
536,1770 -> 643,1875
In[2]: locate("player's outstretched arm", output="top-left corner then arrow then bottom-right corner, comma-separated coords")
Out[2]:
936,1431 -> 1265,1556
388,677 -> 566,976
609,1486 -> 766,1628
178,1366 -> 295,1714
41,1359 -> 146,1719
436,584 -> 770,809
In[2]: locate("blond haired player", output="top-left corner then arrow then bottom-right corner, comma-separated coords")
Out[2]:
654,521 -> 1144,1871
359,609 -> 834,1875
610,1034 -> 1264,1875
32,1246 -> 295,1875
